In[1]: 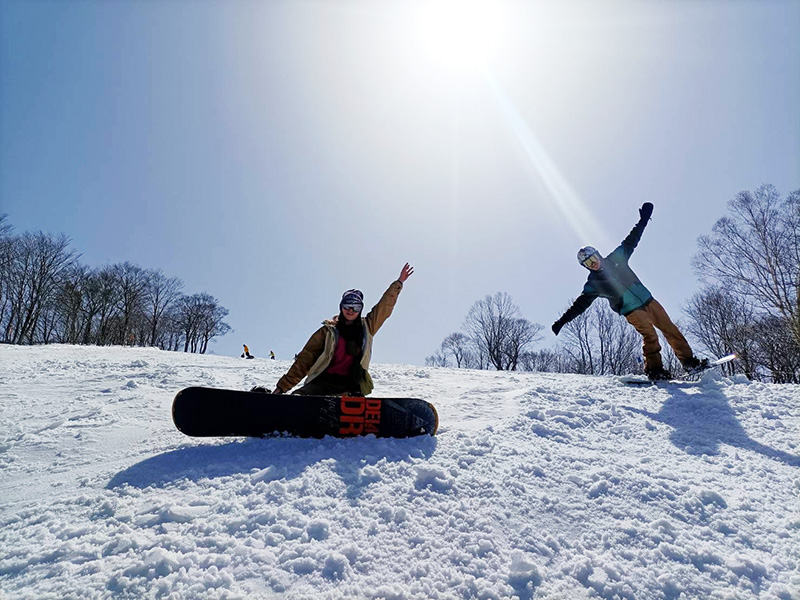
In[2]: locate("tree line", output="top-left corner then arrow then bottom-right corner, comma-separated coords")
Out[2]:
0,215 -> 230,353
688,184 -> 800,382
427,185 -> 800,383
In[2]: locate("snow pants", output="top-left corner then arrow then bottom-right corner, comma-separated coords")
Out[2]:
625,299 -> 694,373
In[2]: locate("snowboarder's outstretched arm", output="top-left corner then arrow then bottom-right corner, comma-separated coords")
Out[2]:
273,328 -> 327,393
620,202 -> 653,258
552,293 -> 596,335
364,263 -> 413,336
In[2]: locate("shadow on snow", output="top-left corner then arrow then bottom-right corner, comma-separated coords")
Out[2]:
106,434 -> 438,500
623,384 -> 800,467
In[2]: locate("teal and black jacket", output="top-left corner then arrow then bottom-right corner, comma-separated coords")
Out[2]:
557,218 -> 653,325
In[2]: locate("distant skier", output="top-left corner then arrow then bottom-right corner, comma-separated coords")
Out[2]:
254,263 -> 414,396
270,351 -> 275,360
241,344 -> 254,359
551,203 -> 707,380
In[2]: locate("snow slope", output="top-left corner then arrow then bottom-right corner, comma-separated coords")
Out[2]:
1,344 -> 799,600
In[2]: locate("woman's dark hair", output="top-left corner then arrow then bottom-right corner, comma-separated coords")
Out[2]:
337,312 -> 364,357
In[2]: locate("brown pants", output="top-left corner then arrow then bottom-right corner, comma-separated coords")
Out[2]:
625,299 -> 693,372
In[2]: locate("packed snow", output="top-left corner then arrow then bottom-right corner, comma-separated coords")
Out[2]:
1,344 -> 799,599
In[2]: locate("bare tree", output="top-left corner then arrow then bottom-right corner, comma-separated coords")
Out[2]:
425,350 -> 448,367
198,295 -> 231,354
441,332 -> 474,368
556,301 -> 644,376
0,217 -> 231,352
176,293 -> 231,353
89,267 -> 122,345
502,317 -> 544,371
753,315 -> 800,383
559,303 -> 595,374
463,292 -> 543,370
519,348 -> 568,372
0,215 -> 16,333
111,262 -> 148,345
694,184 -> 800,345
685,185 -> 800,382
143,270 -> 183,347
51,264 -> 90,344
2,232 -> 77,344
684,287 -> 757,378
0,214 -> 13,273
178,294 -> 203,353
160,305 -> 185,351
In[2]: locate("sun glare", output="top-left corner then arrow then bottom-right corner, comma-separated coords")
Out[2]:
417,0 -> 505,70
485,73 -> 613,249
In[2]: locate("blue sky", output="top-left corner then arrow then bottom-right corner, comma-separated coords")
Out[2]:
1,0 -> 798,365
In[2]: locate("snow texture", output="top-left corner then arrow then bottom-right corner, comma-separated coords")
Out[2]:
1,344 -> 799,599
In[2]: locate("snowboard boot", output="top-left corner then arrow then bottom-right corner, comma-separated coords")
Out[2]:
646,366 -> 673,381
683,356 -> 710,375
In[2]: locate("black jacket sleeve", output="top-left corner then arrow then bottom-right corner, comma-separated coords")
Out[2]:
556,293 -> 597,328
620,217 -> 649,258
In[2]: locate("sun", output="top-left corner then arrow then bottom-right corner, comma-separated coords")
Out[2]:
417,0 -> 506,70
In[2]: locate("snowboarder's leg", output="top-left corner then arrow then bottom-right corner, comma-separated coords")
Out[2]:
625,308 -> 664,374
647,299 -> 694,366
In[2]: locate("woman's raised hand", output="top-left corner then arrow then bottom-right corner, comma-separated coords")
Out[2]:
398,263 -> 414,283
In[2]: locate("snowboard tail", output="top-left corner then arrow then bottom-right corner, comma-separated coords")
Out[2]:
172,387 -> 438,438
685,353 -> 737,377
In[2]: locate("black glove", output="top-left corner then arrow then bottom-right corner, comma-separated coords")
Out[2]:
552,320 -> 564,336
639,202 -> 653,221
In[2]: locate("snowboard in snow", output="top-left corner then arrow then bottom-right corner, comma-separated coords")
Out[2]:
621,354 -> 737,386
172,386 -> 439,438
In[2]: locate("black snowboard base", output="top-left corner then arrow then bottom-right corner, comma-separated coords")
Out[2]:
172,386 -> 439,438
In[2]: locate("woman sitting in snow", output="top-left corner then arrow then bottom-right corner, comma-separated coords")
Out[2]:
253,263 -> 413,397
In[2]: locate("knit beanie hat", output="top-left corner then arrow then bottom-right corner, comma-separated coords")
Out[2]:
340,289 -> 364,309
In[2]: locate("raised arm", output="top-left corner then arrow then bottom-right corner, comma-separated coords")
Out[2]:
364,263 -> 413,335
398,263 -> 414,283
552,292 -> 597,335
620,202 -> 654,258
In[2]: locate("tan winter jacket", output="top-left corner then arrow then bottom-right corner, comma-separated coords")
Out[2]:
276,280 -> 403,394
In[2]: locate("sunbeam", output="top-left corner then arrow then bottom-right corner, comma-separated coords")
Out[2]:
484,71 -> 612,250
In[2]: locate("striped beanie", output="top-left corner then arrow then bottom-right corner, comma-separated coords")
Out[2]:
340,289 -> 364,308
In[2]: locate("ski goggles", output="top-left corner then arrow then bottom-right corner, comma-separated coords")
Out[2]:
341,303 -> 363,313
581,254 -> 600,269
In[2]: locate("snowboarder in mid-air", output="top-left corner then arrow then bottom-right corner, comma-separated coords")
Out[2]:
253,263 -> 414,396
551,203 -> 708,381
